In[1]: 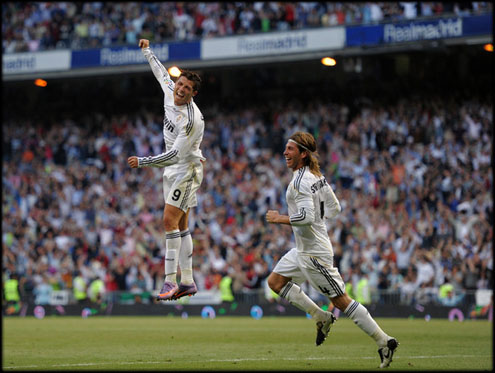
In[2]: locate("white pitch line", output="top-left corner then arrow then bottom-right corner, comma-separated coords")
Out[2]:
3,355 -> 491,370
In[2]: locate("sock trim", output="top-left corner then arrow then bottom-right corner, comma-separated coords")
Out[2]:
344,300 -> 360,317
279,281 -> 294,299
180,229 -> 191,237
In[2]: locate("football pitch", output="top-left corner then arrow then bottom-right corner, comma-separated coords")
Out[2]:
3,316 -> 492,371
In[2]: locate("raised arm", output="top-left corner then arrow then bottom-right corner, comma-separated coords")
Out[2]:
139,39 -> 172,93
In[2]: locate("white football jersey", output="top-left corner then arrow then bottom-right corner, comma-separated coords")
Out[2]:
286,166 -> 341,256
138,47 -> 205,168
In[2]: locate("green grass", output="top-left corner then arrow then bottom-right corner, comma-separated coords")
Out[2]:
2,316 -> 493,370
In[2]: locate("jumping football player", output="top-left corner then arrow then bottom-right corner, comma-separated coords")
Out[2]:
128,39 -> 205,301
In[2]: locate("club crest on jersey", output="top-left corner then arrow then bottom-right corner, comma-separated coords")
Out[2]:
176,114 -> 183,122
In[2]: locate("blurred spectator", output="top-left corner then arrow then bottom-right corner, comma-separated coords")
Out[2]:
399,269 -> 418,305
4,273 -> 21,306
438,282 -> 464,306
438,287 -> 463,306
1,83 -> 492,308
413,254 -> 435,288
72,270 -> 87,304
219,273 -> 234,304
88,276 -> 105,304
33,275 -> 53,305
355,270 -> 372,305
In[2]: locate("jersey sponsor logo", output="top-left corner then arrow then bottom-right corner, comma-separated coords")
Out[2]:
310,178 -> 328,193
164,117 -> 175,133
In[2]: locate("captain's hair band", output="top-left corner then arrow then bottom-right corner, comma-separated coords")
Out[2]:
288,138 -> 312,152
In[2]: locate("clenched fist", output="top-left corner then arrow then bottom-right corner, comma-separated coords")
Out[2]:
128,156 -> 139,168
139,39 -> 149,49
266,210 -> 281,224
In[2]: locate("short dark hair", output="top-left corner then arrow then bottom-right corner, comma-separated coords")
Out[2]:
179,69 -> 201,93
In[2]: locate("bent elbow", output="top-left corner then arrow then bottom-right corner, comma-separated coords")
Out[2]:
290,210 -> 315,226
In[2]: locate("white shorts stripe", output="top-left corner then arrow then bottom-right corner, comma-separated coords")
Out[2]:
273,248 -> 345,299
310,257 -> 344,296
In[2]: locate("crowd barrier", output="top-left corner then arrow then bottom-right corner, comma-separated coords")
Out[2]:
4,289 -> 492,321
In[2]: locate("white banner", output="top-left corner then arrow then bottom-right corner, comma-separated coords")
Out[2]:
2,50 -> 71,75
100,44 -> 169,66
384,18 -> 463,43
201,27 -> 345,59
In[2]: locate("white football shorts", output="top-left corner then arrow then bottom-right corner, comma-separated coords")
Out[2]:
162,161 -> 203,212
273,248 -> 345,299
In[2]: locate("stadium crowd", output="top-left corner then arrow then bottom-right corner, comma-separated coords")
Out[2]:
2,90 -> 492,309
2,2 -> 492,53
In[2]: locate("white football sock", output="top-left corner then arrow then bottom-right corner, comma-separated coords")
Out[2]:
344,300 -> 389,347
164,230 -> 181,284
178,229 -> 194,285
279,281 -> 327,322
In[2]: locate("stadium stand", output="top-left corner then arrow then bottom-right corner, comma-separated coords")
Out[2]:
2,2 -> 492,53
3,93 -> 492,307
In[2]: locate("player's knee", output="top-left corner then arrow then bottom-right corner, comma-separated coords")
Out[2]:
331,293 -> 353,312
267,277 -> 279,293
267,274 -> 284,294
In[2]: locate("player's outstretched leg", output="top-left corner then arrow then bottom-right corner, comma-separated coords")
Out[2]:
378,338 -> 399,368
316,311 -> 337,346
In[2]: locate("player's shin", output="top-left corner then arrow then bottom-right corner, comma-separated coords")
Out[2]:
165,230 -> 181,283
179,229 -> 194,284
344,300 -> 389,347
279,281 -> 327,321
